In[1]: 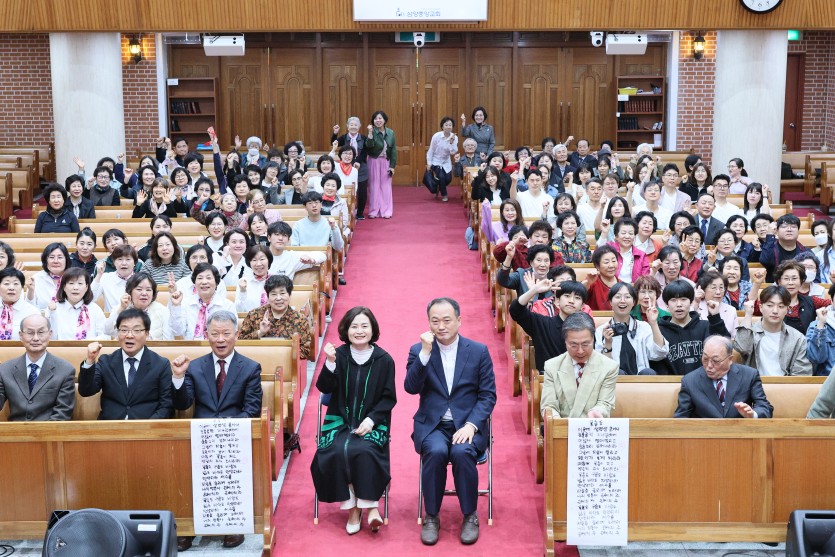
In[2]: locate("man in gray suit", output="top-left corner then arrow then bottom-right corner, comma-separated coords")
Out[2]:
0,314 -> 75,421
675,335 -> 773,419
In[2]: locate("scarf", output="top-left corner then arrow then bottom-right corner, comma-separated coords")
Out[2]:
348,133 -> 358,152
322,194 -> 336,202
149,197 -> 167,215
254,274 -> 269,306
0,304 -> 13,340
339,161 -> 353,176
75,304 -> 90,340
194,299 -> 209,339
616,318 -> 639,375
50,274 -> 61,302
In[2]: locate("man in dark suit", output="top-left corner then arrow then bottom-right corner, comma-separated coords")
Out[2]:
568,138 -> 598,169
551,144 -> 576,191
0,315 -> 75,421
405,297 -> 496,546
171,310 -> 261,551
79,308 -> 173,420
694,192 -> 725,246
331,117 -> 369,219
675,335 -> 773,418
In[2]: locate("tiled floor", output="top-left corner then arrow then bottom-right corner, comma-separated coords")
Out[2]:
579,541 -> 785,556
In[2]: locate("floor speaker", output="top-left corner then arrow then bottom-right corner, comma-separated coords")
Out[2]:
786,510 -> 835,557
42,508 -> 177,557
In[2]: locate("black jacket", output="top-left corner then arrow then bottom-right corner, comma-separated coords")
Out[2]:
651,311 -> 731,375
34,208 -> 80,234
509,299 -> 565,372
65,197 -> 96,220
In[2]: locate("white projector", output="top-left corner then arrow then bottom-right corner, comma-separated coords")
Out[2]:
605,33 -> 648,55
203,35 -> 245,56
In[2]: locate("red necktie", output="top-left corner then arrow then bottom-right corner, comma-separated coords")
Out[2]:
216,359 -> 226,396
576,362 -> 585,387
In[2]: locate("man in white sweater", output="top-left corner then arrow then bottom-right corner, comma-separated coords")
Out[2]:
267,221 -> 327,278
290,192 -> 345,252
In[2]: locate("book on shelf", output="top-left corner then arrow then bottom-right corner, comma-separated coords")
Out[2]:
169,101 -> 201,114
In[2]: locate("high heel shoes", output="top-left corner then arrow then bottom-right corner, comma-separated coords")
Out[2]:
367,509 -> 383,532
346,509 -> 363,535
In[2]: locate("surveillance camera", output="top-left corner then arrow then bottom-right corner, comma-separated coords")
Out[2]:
590,32 -> 604,47
413,32 -> 426,48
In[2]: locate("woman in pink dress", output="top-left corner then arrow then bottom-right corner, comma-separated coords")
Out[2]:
366,111 -> 397,219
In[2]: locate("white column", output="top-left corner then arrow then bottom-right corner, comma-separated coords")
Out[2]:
712,30 -> 787,198
50,33 -> 125,182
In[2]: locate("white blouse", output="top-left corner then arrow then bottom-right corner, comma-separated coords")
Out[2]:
47,300 -> 107,340
0,298 -> 41,340
169,295 -> 237,340
93,272 -> 134,312
235,270 -> 269,313
30,271 -> 61,310
426,131 -> 459,173
105,301 -> 173,340
175,275 -> 229,307
212,254 -> 250,287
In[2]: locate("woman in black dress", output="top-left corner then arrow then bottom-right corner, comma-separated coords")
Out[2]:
311,306 -> 396,535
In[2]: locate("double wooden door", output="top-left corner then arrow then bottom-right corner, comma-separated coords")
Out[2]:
170,37 -> 662,185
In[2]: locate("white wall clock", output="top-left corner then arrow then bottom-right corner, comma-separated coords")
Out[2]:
740,0 -> 783,13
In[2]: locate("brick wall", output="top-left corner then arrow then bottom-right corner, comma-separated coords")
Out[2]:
0,34 -> 55,146
122,34 -> 159,155
787,32 -> 835,151
676,32 -> 716,166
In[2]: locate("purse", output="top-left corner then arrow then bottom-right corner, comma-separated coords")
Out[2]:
422,168 -> 439,194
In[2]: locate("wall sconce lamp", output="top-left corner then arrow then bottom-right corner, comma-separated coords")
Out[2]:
693,34 -> 705,61
129,36 -> 143,64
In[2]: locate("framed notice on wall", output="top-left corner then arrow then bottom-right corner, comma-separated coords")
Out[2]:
353,0 -> 487,21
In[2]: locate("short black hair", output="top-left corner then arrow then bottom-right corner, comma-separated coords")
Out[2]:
185,244 -> 212,270
634,211 -> 657,233
760,284 -> 791,306
320,172 -> 342,191
126,272 -> 158,302
718,254 -> 744,273
223,227 -> 249,248
245,244 -> 274,268
750,213 -> 774,232
317,154 -> 335,173
43,182 -> 68,203
669,210 -> 695,230
268,220 -> 293,238
76,227 -> 97,246
204,211 -> 228,230
591,244 -> 618,268
556,210 -> 581,230
150,214 -> 172,231
471,106 -> 488,120
657,245 -> 683,264
527,220 -> 553,241
56,268 -> 93,305
661,279 -> 696,303
614,217 -> 638,236
149,232 -> 181,266
191,261 -> 220,285
303,191 -> 323,205
116,307 -> 151,331
0,267 -> 25,287
338,306 -> 381,344
697,270 -> 728,292
526,244 -> 554,264
427,297 -> 460,317
607,282 -> 636,303
776,214 -> 801,229
41,242 -> 70,272
183,152 -> 203,170
662,163 -> 679,175
264,274 -> 293,295
547,265 -> 576,281
679,224 -> 704,244
556,280 -> 588,303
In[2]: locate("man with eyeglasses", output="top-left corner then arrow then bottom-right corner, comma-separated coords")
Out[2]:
760,214 -> 812,282
79,308 -> 173,420
541,312 -> 619,419
170,310 -> 260,551
0,315 -> 75,421
693,192 -> 725,247
658,163 -> 693,214
710,174 -> 743,224
675,335 -> 773,418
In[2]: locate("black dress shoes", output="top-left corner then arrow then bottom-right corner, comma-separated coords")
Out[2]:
460,513 -> 479,544
222,534 -> 245,548
177,536 -> 193,551
420,515 -> 440,545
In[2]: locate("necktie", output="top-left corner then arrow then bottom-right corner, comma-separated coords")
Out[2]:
576,362 -> 585,387
194,300 -> 209,339
716,379 -> 725,405
28,363 -> 38,393
0,304 -> 13,340
216,359 -> 227,396
700,218 -> 708,238
127,357 -> 138,387
75,304 -> 90,340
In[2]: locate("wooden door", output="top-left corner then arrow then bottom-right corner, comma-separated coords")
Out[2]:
269,49 -> 316,150
784,53 -> 804,151
220,48 -> 267,148
470,47 -> 512,152
516,48 -> 566,148
417,48 -> 466,184
321,47 -> 366,145
564,47 -> 614,148
368,47 -> 416,185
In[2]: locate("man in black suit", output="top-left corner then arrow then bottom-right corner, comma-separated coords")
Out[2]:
79,308 -> 173,420
568,138 -> 598,169
551,144 -> 577,191
405,298 -> 496,546
694,192 -> 725,246
675,335 -> 773,418
331,117 -> 369,219
171,310 -> 261,551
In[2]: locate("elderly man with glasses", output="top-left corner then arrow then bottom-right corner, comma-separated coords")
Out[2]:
674,335 -> 773,418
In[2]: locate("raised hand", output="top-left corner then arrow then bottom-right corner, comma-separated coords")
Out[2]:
119,293 -> 132,311
706,248 -> 717,265
751,269 -> 766,285
661,229 -> 672,244
767,222 -> 777,236
117,152 -> 125,163
323,342 -> 337,363
454,153 -> 461,163
645,305 -> 659,322
73,156 -> 85,171
460,113 -> 466,126
239,278 -> 248,292
123,167 -> 134,181
95,260 -> 106,276
744,299 -> 755,317
585,269 -> 599,285
600,219 -> 611,235
167,272 -> 177,292
367,124 -> 373,137
706,300 -> 720,315
479,152 -> 487,161
171,355 -> 190,378
651,259 -> 662,274
86,342 -> 103,364
162,188 -> 172,204
169,289 -> 183,306
420,331 -> 434,355
533,278 -> 553,294
48,300 -> 57,312
694,285 -> 705,303
332,140 -> 339,152
817,305 -> 829,326
504,241 -> 516,259
258,307 -> 272,338
332,124 -> 340,135
172,186 -> 182,199
136,190 -> 147,205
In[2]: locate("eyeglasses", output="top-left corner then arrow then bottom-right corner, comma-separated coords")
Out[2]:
701,354 -> 732,367
21,329 -> 50,339
118,328 -> 146,336
663,173 -> 679,178
713,183 -> 729,189
566,341 -> 593,350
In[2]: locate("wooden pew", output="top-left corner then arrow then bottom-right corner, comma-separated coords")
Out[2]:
3,166 -> 37,209
531,375 -> 825,484
0,143 -> 54,181
544,416 -> 835,553
0,410 -> 275,554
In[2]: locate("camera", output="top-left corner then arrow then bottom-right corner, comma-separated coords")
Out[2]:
610,322 -> 629,336
413,32 -> 426,48
590,32 -> 604,47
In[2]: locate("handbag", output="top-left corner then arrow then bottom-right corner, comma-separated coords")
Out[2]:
422,168 -> 439,194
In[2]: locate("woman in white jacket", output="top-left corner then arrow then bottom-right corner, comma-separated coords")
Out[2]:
594,282 -> 669,374
425,116 -> 459,202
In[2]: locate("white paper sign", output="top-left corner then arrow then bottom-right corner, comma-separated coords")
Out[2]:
191,419 -> 254,535
566,418 -> 629,546
353,0 -> 487,21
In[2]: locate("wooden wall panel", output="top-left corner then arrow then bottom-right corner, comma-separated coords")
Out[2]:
322,48 -> 365,141
221,48 -> 266,147
7,0 -> 835,31
419,48 -> 466,180
518,49 -> 564,147
269,50 -> 316,149
567,48 -> 614,147
369,48 -> 415,183
471,48 -> 512,151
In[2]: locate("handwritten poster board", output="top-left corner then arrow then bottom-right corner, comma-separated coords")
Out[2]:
566,418 -> 629,546
191,419 -> 254,535
353,0 -> 487,21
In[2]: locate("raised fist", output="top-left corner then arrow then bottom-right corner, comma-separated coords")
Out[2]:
420,331 -> 434,354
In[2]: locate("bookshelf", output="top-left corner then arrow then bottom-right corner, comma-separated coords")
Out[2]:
614,76 -> 666,151
166,77 -> 217,149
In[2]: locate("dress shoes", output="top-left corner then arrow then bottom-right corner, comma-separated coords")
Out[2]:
177,536 -> 193,551
421,515 -> 440,545
460,513 -> 479,545
346,509 -> 363,535
222,534 -> 245,548
367,508 -> 383,532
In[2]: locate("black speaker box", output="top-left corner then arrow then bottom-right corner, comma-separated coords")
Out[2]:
786,510 -> 835,557
42,508 -> 177,557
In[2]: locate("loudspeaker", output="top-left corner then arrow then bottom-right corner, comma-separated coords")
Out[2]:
786,510 -> 835,557
42,508 -> 177,557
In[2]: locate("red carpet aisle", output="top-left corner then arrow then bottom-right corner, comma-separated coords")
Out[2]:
273,186 -> 578,556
